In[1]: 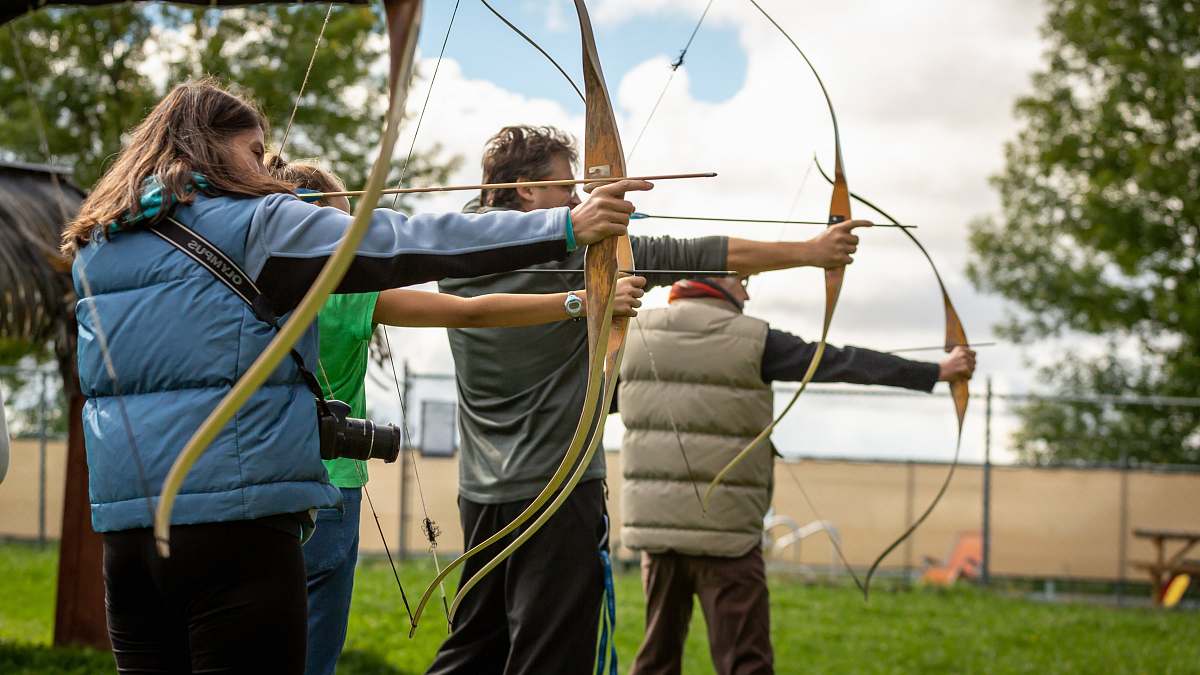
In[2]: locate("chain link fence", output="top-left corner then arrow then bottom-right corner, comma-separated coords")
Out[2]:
3,362 -> 1197,605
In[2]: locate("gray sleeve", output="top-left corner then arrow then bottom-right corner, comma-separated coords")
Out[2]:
630,235 -> 729,289
245,194 -> 570,311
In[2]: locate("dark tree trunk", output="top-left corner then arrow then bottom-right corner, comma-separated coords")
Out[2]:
53,319 -> 110,650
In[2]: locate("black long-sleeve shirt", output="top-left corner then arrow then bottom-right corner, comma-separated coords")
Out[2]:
761,328 -> 940,392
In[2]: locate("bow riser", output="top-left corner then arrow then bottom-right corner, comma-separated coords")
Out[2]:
825,151 -> 851,315
944,295 -> 969,428
579,0 -> 632,366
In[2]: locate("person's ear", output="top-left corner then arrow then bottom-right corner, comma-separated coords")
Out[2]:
514,181 -> 536,205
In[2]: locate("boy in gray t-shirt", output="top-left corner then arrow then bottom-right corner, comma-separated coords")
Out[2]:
428,125 -> 870,675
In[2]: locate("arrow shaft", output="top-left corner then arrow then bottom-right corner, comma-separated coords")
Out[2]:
507,268 -> 737,276
887,341 -> 995,354
634,213 -> 915,229
307,172 -> 716,199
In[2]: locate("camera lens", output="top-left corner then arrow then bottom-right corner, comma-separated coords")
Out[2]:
318,400 -> 402,463
335,417 -> 401,463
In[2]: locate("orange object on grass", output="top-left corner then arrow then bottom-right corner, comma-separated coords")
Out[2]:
920,531 -> 982,586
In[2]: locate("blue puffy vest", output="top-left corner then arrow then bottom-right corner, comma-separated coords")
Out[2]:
74,194 -> 341,533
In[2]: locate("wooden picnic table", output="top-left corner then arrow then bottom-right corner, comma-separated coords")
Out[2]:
1132,528 -> 1200,605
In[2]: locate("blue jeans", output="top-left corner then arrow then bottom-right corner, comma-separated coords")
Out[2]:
304,487 -> 361,675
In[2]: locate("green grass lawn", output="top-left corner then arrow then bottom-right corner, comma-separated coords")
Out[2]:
1,540 -> 1197,674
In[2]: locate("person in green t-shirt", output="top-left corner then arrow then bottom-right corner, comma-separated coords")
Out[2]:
271,158 -> 646,675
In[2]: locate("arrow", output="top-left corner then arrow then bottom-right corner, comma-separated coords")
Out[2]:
304,172 -> 717,199
504,268 -> 738,277
887,341 -> 996,354
632,212 -> 916,229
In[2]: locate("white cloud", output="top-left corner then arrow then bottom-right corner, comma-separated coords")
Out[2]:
365,1 -> 1075,463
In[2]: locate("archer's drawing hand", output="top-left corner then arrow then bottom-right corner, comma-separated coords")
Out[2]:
610,275 -> 647,318
570,180 -> 654,245
806,219 -> 872,268
938,345 -> 977,382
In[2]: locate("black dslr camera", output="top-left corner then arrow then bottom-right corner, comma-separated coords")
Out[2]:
317,400 -> 401,463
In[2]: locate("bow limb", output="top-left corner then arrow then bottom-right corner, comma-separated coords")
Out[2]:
814,158 -> 969,598
442,0 -> 632,619
153,0 -> 425,557
704,1 -> 850,507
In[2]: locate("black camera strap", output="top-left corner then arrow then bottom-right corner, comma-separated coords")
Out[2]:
150,216 -> 328,405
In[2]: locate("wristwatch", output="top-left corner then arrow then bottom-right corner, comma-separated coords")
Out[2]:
564,291 -> 585,320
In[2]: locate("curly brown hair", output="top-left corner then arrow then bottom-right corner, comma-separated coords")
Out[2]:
62,78 -> 294,253
479,125 -> 578,209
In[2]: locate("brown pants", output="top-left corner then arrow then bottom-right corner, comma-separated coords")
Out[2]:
631,548 -> 773,675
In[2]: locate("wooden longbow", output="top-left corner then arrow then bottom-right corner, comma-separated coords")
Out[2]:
815,158 -> 970,598
407,0 -> 630,633
703,0 -> 852,508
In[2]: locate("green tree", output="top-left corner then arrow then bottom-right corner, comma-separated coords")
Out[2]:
968,0 -> 1200,465
0,4 -> 457,428
0,3 -> 454,194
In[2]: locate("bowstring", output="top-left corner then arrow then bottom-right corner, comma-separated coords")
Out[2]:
778,458 -> 864,593
375,0 -> 464,629
277,2 -> 335,159
389,0 -> 462,209
625,0 -> 854,547
622,1 -> 719,510
779,158 -> 815,239
376,333 -> 452,630
281,0 -> 461,630
625,0 -> 716,164
314,360 -> 419,626
7,25 -> 159,526
631,322 -> 705,510
269,1 -> 449,625
284,0 -> 463,629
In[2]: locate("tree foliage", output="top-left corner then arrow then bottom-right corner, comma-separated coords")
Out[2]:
0,3 -> 454,195
0,4 -> 459,429
968,0 -> 1200,464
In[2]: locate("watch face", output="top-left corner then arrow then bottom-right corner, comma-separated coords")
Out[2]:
566,293 -> 584,317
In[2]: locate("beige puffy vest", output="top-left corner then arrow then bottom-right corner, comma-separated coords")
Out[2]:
619,298 -> 774,557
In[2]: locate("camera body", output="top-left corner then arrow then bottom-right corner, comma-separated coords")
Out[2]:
317,399 -> 401,463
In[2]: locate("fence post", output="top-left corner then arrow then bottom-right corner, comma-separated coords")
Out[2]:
398,359 -> 411,560
904,460 -> 915,579
1116,449 -> 1129,606
981,376 -> 992,585
38,370 -> 49,547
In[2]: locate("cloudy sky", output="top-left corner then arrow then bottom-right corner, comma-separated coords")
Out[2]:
360,0 -> 1053,464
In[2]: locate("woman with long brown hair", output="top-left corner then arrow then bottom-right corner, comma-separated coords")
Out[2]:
67,78 -> 647,673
